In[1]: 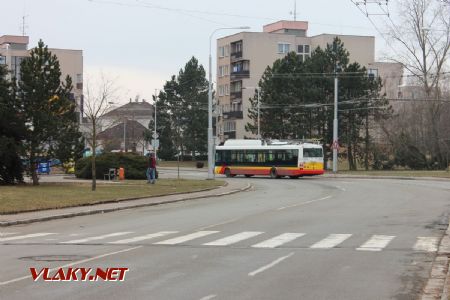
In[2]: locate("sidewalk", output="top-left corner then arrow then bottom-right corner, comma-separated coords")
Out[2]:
0,180 -> 252,227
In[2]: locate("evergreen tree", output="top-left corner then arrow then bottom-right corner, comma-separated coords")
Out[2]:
18,40 -> 83,185
154,57 -> 209,161
0,65 -> 25,184
176,57 -> 208,159
247,37 -> 389,170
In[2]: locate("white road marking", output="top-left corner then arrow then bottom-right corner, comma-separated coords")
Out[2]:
60,232 -> 133,244
204,232 -> 264,246
277,196 -> 332,210
199,295 -> 217,300
0,246 -> 142,286
154,231 -> 219,245
356,235 -> 395,251
310,234 -> 352,249
0,232 -> 19,237
0,233 -> 56,242
413,237 -> 439,252
248,252 -> 295,277
197,218 -> 239,230
335,186 -> 346,191
252,233 -> 305,248
109,231 -> 178,244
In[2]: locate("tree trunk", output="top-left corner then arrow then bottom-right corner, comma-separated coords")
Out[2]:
91,121 -> 97,191
30,150 -> 39,186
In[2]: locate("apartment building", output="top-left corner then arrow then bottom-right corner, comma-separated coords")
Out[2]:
0,35 -> 83,122
215,20 -> 381,142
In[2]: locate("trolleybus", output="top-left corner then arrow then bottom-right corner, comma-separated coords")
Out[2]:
215,139 -> 324,178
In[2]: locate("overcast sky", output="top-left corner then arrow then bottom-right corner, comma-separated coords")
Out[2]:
2,0 -> 398,103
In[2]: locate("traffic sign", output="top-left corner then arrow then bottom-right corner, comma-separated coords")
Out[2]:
151,139 -> 160,150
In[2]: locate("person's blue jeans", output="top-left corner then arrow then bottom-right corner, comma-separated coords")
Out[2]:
146,168 -> 156,183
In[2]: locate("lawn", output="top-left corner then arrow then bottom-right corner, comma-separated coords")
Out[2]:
0,179 -> 224,214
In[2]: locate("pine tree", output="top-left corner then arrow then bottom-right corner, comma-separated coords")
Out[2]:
0,65 -> 25,184
18,40 -> 83,185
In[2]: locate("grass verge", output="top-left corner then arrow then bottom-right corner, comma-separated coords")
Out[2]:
0,179 -> 224,214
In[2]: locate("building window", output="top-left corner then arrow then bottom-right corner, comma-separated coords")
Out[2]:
219,46 -> 225,58
297,44 -> 310,62
0,56 -> 5,65
224,121 -> 236,132
76,73 -> 83,83
231,81 -> 242,93
278,43 -> 290,54
218,85 -> 224,96
218,65 -> 230,77
225,84 -> 229,95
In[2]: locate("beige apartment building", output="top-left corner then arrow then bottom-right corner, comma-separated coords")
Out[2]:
0,35 -> 83,122
215,20 -> 397,142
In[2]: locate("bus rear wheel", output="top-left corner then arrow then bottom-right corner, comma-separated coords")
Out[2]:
245,174 -> 254,178
225,168 -> 232,178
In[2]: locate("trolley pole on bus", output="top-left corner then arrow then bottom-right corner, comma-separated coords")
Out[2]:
332,65 -> 339,173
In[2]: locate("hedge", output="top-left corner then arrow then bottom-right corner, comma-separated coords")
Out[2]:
75,153 -> 148,180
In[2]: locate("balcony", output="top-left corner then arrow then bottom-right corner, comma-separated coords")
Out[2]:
231,70 -> 249,80
223,110 -> 243,119
230,91 -> 242,100
230,51 -> 242,62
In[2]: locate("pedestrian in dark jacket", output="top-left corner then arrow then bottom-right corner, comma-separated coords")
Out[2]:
146,152 -> 157,184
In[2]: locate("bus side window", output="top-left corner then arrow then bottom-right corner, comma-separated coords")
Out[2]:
215,151 -> 221,163
257,151 -> 264,164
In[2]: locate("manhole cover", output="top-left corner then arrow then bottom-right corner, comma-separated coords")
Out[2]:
19,255 -> 90,262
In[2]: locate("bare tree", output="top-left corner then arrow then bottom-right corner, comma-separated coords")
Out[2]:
82,74 -> 119,191
385,0 -> 450,168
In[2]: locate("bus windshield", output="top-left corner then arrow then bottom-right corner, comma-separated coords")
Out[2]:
303,148 -> 323,158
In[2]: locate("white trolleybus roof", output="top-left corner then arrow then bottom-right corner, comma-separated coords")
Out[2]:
217,139 -> 322,150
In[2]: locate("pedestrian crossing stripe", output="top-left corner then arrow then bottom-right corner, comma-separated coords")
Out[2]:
0,231 -> 442,253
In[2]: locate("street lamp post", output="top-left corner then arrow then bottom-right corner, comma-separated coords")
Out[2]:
332,51 -> 339,173
208,26 -> 250,180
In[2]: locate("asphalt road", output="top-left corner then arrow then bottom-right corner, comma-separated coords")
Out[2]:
1,174 -> 450,300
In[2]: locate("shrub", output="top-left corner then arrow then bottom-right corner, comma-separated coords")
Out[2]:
75,153 -> 148,179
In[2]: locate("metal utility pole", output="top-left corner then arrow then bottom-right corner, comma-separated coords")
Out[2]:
332,63 -> 339,173
154,89 -> 158,162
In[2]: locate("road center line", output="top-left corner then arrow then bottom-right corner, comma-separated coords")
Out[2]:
248,252 -> 295,277
0,246 -> 142,286
199,294 -> 217,300
277,196 -> 332,211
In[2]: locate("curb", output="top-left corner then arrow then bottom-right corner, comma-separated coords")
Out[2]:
324,174 -> 450,182
0,183 -> 252,227
421,223 -> 450,300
